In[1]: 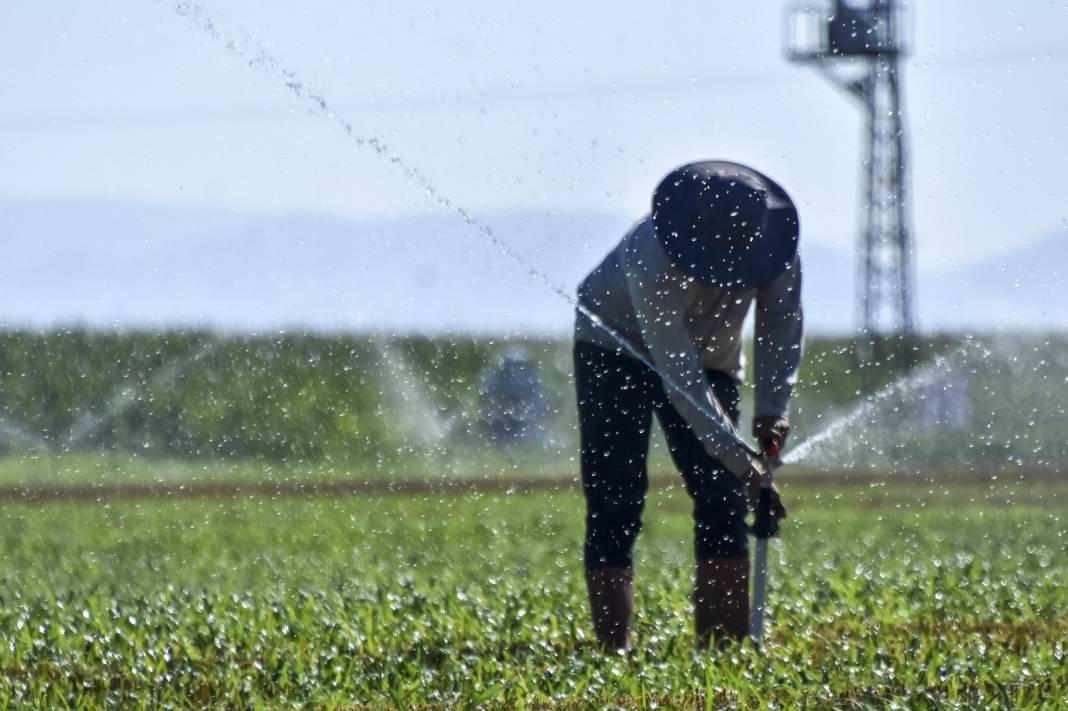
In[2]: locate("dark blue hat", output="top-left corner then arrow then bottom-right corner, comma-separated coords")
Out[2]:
651,160 -> 799,289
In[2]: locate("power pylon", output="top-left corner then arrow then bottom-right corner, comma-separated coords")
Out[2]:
785,0 -> 916,368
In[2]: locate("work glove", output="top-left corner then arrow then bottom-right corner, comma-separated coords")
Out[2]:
743,458 -> 768,513
746,418 -> 790,531
752,416 -> 790,462
744,458 -> 788,532
752,486 -> 787,538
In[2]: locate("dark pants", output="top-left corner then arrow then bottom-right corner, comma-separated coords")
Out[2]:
575,342 -> 749,572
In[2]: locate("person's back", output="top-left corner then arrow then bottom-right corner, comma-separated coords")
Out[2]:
572,160 -> 801,649
577,216 -> 798,387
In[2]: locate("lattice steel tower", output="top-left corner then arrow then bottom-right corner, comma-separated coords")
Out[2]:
785,0 -> 916,365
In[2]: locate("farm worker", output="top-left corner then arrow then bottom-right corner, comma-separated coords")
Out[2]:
573,160 -> 800,650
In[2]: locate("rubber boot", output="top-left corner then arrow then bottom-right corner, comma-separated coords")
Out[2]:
694,558 -> 750,647
585,566 -> 634,651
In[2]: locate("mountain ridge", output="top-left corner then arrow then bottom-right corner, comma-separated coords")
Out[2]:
2,198 -> 1063,334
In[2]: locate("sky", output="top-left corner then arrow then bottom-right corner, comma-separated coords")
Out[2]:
1,1 -> 1066,331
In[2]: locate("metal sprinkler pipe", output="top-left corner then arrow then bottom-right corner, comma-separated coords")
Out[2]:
750,440 -> 783,647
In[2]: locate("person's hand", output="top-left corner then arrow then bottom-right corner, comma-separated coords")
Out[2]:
744,458 -> 769,512
743,458 -> 787,519
761,482 -> 787,521
752,416 -> 790,461
751,482 -> 788,538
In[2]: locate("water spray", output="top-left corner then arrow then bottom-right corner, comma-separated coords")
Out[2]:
370,337 -> 447,444
62,341 -> 216,450
166,1 -> 759,463
162,8 -> 1001,654
783,340 -> 985,466
0,416 -> 50,453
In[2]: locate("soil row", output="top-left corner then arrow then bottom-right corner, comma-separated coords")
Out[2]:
0,468 -> 1062,505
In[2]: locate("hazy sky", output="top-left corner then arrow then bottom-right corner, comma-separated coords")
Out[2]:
2,1 -> 1066,275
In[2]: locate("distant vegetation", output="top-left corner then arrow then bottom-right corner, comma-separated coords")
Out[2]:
0,330 -> 574,470
0,329 -> 1061,478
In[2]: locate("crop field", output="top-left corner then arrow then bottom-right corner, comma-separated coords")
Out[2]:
1,473 -> 1065,710
2,331 -> 1066,708
5,1 -> 1067,709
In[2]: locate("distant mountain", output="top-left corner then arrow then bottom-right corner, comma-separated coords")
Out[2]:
921,231 -> 1068,330
1,199 -> 1063,334
798,231 -> 1068,333
0,200 -> 626,334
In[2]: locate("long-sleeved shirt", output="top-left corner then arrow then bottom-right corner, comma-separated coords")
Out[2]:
574,216 -> 804,477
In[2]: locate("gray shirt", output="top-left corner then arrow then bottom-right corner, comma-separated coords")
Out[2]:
574,216 -> 803,477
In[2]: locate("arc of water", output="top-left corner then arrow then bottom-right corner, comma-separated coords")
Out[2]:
167,2 -> 758,459
370,337 -> 447,443
0,416 -> 51,453
62,341 -> 216,449
783,340 -> 987,465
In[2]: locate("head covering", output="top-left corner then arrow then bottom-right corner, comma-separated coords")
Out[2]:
651,160 -> 799,288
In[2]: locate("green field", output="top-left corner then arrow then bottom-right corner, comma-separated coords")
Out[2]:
2,476 -> 1065,709
2,330 -> 1066,708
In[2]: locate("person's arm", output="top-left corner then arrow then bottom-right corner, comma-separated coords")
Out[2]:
753,256 -> 804,439
624,256 -> 757,479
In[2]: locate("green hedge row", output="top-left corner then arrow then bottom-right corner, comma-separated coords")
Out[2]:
0,331 -> 571,462
2,329 -> 1052,470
